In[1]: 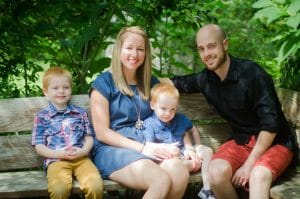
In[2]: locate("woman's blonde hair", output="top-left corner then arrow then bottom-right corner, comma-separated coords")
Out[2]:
111,26 -> 152,100
150,82 -> 180,104
42,66 -> 72,90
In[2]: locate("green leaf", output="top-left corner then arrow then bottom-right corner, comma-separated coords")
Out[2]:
253,6 -> 286,24
287,0 -> 300,14
74,23 -> 99,53
89,57 -> 111,75
277,35 -> 300,63
286,13 -> 300,29
274,0 -> 286,4
252,0 -> 274,9
172,61 -> 193,73
60,39 -> 74,48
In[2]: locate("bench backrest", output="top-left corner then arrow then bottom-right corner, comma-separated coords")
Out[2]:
0,88 -> 299,172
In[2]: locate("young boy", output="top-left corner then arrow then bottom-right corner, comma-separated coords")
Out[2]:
31,67 -> 103,199
140,82 -> 215,199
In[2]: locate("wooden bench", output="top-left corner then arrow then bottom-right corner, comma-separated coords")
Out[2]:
0,88 -> 299,198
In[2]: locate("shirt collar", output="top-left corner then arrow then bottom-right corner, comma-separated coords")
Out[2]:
226,56 -> 239,82
207,55 -> 239,83
47,102 -> 76,117
152,112 -> 175,130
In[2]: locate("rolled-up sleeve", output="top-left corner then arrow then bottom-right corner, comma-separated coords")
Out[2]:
253,72 -> 279,134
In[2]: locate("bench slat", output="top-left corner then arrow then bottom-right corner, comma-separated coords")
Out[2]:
0,88 -> 299,198
1,89 -> 299,133
0,95 -> 89,134
0,171 -> 202,199
0,124 -> 230,171
195,123 -> 231,150
0,135 -> 42,171
277,88 -> 300,127
270,171 -> 300,199
0,94 -> 222,133
0,171 -> 124,198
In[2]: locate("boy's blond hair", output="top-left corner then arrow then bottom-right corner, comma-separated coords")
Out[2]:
42,67 -> 72,90
151,82 -> 180,103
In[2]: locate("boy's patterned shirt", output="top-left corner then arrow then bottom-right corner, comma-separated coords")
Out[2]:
31,102 -> 94,169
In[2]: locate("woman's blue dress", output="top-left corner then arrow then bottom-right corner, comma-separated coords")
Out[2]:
91,71 -> 159,178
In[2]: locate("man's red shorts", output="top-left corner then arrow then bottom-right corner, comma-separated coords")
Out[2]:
212,135 -> 293,180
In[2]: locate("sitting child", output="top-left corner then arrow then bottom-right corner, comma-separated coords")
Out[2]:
31,67 -> 103,199
140,82 -> 215,199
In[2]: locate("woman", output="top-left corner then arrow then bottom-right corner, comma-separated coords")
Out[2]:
90,26 -> 189,199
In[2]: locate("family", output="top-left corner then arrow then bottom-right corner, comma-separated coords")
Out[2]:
31,24 -> 297,199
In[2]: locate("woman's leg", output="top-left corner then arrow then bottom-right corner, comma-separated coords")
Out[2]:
109,159 -> 172,199
160,158 -> 190,199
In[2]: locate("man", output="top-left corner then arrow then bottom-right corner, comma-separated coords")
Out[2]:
170,24 -> 296,199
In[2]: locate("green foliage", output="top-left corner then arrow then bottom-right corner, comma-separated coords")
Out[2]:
1,0 -> 125,96
1,0 -> 299,99
252,0 -> 300,90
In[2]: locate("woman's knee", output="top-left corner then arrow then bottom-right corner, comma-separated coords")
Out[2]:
158,170 -> 173,188
161,159 -> 189,183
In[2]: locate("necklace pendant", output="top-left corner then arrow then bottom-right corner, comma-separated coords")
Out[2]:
135,119 -> 144,130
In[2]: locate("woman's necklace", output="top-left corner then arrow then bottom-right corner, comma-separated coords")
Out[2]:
132,89 -> 144,130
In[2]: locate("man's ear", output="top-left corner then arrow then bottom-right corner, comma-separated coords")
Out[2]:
223,38 -> 228,51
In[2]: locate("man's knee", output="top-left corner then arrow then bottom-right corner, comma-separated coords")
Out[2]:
209,159 -> 232,176
250,165 -> 273,183
209,159 -> 232,183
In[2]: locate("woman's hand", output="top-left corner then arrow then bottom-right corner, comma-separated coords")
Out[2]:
141,142 -> 180,161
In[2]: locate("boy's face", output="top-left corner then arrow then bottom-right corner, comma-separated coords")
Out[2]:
150,94 -> 178,123
43,76 -> 72,110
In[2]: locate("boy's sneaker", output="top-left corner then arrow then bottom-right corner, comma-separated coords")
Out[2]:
197,188 -> 215,199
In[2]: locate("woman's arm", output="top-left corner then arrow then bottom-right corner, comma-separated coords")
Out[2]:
90,89 -> 180,160
90,89 -> 143,152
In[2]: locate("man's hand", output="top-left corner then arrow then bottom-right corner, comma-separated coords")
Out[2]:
232,164 -> 251,188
